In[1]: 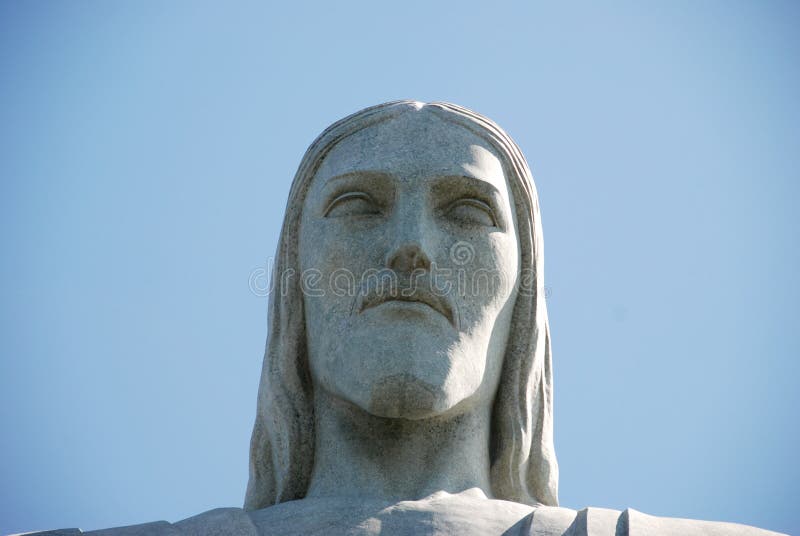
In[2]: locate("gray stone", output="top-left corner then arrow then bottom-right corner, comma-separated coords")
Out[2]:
12,531 -> 83,536
20,101 -> 785,535
84,521 -> 178,536
247,491 -> 536,535
173,508 -> 257,535
246,101 -> 557,517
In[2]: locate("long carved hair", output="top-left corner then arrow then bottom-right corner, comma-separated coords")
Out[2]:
244,101 -> 558,510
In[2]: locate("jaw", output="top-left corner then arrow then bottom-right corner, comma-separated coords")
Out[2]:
307,302 -> 511,422
366,372 -> 442,420
312,327 -> 496,421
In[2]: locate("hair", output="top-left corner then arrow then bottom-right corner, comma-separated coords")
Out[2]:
244,101 -> 558,510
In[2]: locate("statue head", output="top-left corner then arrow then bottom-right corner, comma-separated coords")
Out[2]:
245,101 -> 557,510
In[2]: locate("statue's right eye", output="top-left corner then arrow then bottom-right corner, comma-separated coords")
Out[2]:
323,191 -> 382,218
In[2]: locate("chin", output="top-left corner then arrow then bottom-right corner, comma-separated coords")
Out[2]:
361,368 -> 491,421
315,325 -> 472,417
311,316 -> 496,421
364,372 -> 448,419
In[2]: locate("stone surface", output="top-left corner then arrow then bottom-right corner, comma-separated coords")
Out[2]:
83,521 -> 179,536
13,531 -> 83,536
173,508 -> 257,536
20,101 -> 786,535
246,100 -> 558,515
20,503 -> 786,535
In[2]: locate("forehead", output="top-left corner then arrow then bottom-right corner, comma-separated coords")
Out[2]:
313,112 -> 508,192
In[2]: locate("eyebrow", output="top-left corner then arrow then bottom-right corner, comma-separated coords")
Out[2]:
431,174 -> 502,197
323,170 -> 502,196
322,170 -> 394,187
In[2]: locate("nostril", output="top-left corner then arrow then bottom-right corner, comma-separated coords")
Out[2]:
387,243 -> 431,273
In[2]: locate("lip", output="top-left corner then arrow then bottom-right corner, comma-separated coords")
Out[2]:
361,288 -> 455,328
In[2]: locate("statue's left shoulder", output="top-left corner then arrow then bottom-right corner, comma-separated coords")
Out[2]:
521,506 -> 787,536
620,508 -> 787,536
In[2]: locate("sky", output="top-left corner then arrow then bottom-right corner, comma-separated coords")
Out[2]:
1,1 -> 798,534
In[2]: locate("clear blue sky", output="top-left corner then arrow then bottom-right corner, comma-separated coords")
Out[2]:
1,1 -> 798,534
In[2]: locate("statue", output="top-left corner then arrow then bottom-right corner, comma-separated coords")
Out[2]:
27,102 -> 784,535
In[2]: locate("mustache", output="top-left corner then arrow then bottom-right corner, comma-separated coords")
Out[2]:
355,273 -> 458,329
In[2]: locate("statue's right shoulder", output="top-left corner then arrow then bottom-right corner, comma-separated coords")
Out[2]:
19,508 -> 258,536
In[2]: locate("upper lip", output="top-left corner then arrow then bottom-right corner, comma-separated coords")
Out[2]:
360,286 -> 455,328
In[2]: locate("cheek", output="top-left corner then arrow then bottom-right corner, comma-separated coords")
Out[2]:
298,214 -> 391,333
456,233 -> 519,321
299,217 -> 378,279
488,233 -> 520,293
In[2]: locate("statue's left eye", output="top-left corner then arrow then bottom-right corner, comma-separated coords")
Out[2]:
324,191 -> 382,218
445,198 -> 497,227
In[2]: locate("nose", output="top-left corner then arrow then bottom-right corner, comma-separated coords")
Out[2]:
384,192 -> 434,273
386,242 -> 431,273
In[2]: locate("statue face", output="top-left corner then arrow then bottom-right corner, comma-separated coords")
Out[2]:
298,111 -> 520,419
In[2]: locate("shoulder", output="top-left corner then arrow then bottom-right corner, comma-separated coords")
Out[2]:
172,507 -> 258,535
19,504 -> 787,535
520,506 -> 787,536
20,508 -> 258,536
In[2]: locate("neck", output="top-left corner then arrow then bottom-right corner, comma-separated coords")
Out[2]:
305,389 -> 493,502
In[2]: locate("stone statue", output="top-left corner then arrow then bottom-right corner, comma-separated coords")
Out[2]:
26,102 -> 784,535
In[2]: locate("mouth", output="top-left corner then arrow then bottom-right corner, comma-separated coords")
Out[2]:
361,288 -> 455,328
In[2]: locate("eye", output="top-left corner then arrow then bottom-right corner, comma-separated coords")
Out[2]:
324,191 -> 382,218
444,198 -> 497,227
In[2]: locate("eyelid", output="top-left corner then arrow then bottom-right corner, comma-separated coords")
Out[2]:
323,191 -> 378,217
445,197 -> 499,226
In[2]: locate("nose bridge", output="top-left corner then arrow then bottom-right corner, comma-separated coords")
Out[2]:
385,187 -> 434,271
